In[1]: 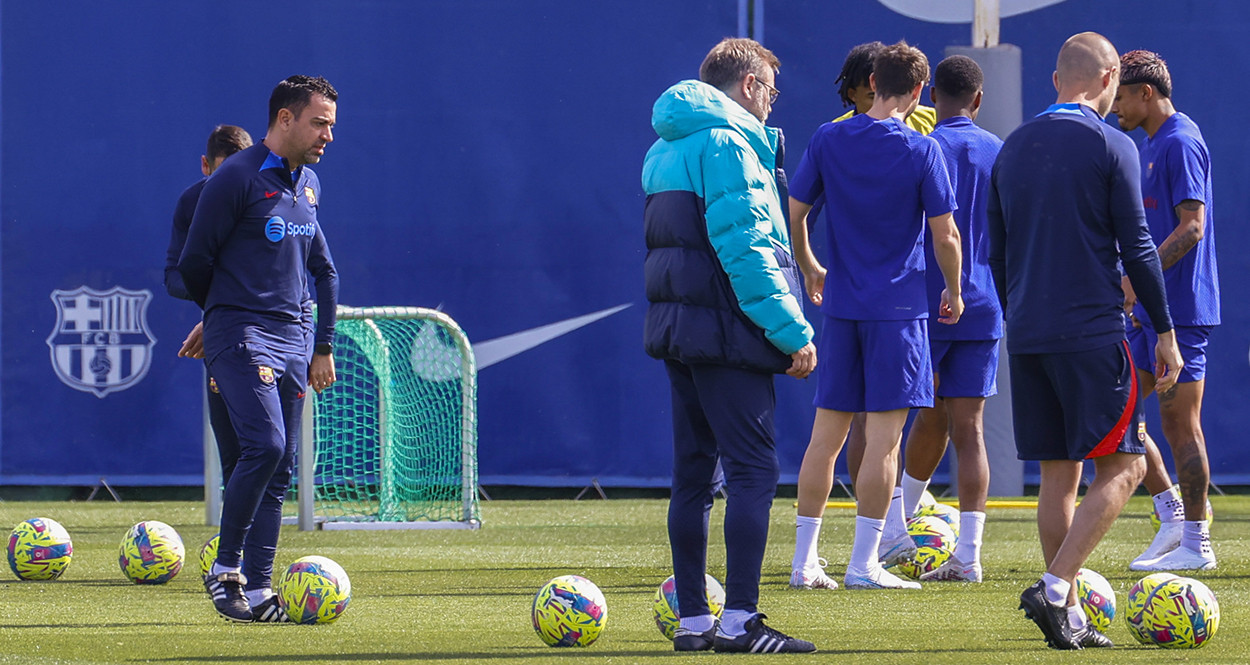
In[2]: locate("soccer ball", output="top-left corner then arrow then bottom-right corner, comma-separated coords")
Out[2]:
118,521 -> 185,584
1125,573 -> 1179,644
897,515 -> 956,579
914,502 -> 960,536
1150,489 -> 1214,532
653,574 -> 725,640
198,534 -> 244,579
532,575 -> 608,647
7,517 -> 73,580
277,555 -> 352,624
1075,568 -> 1116,633
1131,575 -> 1219,648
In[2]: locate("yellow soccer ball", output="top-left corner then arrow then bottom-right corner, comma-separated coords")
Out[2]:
652,573 -> 725,640
7,517 -> 73,581
277,555 -> 352,624
118,521 -> 185,584
532,575 -> 607,647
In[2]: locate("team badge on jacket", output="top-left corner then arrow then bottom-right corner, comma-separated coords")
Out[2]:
304,186 -> 316,205
46,286 -> 155,398
258,366 -> 275,384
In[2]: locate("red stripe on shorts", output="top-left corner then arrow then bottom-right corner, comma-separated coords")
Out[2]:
1086,340 -> 1138,459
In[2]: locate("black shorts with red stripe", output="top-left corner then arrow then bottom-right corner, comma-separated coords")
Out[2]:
1008,339 -> 1146,461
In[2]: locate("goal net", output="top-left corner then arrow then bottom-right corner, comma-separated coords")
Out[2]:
290,306 -> 480,530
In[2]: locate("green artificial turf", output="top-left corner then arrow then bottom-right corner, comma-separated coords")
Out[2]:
0,496 -> 1244,664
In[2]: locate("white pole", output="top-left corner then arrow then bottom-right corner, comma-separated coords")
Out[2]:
973,0 -> 1000,48
298,390 -> 316,531
203,366 -> 222,527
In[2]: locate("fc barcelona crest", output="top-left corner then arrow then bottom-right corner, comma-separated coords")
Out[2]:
47,286 -> 156,398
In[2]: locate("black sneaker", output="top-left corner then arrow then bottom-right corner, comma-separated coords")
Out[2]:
1018,581 -> 1080,650
250,595 -> 291,623
713,614 -> 816,654
673,623 -> 716,652
204,571 -> 252,623
1074,624 -> 1113,648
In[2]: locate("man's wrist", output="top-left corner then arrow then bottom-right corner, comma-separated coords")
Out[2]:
314,342 -> 333,356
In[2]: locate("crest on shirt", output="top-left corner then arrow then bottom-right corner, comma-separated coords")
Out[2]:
304,186 -> 316,205
258,365 -> 275,384
1138,422 -> 1147,442
209,376 -> 219,394
46,286 -> 155,398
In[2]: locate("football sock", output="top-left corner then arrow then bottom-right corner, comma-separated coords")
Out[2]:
679,613 -> 716,634
1180,520 -> 1212,553
1067,603 -> 1087,630
850,515 -> 885,570
210,561 -> 242,577
884,488 -> 907,539
901,472 -> 929,518
793,516 -> 823,572
953,511 -> 986,563
718,609 -> 753,637
1153,486 -> 1184,523
245,588 -> 273,606
1042,572 -> 1070,605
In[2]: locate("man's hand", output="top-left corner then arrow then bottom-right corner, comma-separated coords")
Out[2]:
787,342 -> 817,379
309,353 -> 337,394
1153,329 -> 1184,395
178,321 -> 205,359
1120,274 -> 1141,328
802,265 -> 826,306
937,289 -> 964,325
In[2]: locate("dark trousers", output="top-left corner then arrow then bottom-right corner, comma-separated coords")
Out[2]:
209,343 -> 308,591
665,360 -> 780,617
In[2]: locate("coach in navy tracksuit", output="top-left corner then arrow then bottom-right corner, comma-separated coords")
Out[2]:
987,33 -> 1182,650
180,76 -> 340,623
643,39 -> 816,654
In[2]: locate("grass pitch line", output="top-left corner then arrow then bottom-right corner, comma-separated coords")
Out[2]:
811,499 -> 1039,510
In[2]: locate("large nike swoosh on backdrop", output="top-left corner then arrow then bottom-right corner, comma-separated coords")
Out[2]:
473,303 -> 632,370
878,0 -> 1067,23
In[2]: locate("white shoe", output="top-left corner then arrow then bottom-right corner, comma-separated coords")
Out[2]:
1135,545 -> 1217,572
878,531 -> 917,568
1130,521 -> 1182,570
789,558 -> 839,590
844,565 -> 921,590
919,555 -> 983,582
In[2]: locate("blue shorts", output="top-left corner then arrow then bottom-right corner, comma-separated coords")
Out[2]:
1009,340 -> 1146,461
1127,323 -> 1211,383
931,339 -> 999,398
814,317 -> 932,412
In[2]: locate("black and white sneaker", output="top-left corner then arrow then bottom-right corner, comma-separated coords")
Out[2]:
1074,624 -> 1113,648
1018,581 -> 1080,650
713,614 -> 816,654
250,595 -> 291,623
673,623 -> 716,652
204,571 -> 252,623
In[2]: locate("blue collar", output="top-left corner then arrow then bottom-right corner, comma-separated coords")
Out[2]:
935,115 -> 975,129
1038,102 -> 1096,118
259,149 -> 302,184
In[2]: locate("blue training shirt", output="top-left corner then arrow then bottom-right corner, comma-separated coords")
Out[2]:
927,116 -> 1003,341
179,143 -> 338,357
163,179 -> 206,301
791,113 -> 956,320
988,103 -> 1171,354
1133,112 -> 1219,328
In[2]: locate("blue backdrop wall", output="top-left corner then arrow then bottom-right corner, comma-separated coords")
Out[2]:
1,0 -> 1246,487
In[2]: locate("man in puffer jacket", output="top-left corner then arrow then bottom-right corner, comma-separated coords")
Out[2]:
642,37 -> 817,655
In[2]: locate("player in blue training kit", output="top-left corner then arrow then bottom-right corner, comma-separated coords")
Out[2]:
788,42 -> 964,592
988,33 -> 1183,650
895,55 -> 1003,584
180,75 -> 340,623
1111,50 -> 1220,572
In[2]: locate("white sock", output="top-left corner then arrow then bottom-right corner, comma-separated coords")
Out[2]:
884,487 -> 908,539
1181,520 -> 1212,554
901,472 -> 930,518
718,609 -> 754,637
793,516 -> 823,572
1153,486 -> 1184,523
245,587 -> 273,605
1042,572 -> 1070,605
679,613 -> 716,634
210,561 -> 241,577
1067,604 -> 1087,630
953,511 -> 986,564
849,515 -> 885,571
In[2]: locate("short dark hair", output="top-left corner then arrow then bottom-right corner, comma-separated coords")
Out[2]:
205,125 -> 252,163
872,41 -> 930,99
1120,50 -> 1172,98
268,75 -> 338,128
699,38 -> 780,93
835,41 -> 885,107
934,55 -> 984,102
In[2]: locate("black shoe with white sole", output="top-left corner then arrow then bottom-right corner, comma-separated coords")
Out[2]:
204,571 -> 252,623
